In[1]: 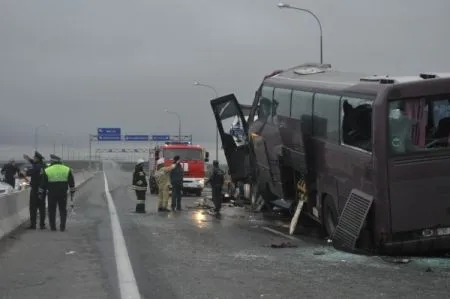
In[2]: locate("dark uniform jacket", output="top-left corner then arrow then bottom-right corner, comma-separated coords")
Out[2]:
1,163 -> 19,186
39,163 -> 75,196
170,163 -> 183,186
26,162 -> 45,189
208,166 -> 225,188
132,166 -> 148,191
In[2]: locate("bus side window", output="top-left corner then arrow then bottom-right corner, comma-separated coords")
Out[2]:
313,93 -> 341,142
291,90 -> 313,132
259,85 -> 274,123
273,88 -> 292,124
341,97 -> 373,152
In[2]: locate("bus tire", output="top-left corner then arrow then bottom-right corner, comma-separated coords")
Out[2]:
322,195 -> 338,238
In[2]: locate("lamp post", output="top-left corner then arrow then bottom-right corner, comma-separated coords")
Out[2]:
164,109 -> 182,142
53,131 -> 64,154
34,124 -> 48,151
277,2 -> 323,64
193,81 -> 219,162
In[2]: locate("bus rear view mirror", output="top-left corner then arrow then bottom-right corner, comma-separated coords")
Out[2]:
205,151 -> 210,162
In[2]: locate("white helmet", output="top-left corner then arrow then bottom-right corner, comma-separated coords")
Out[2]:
156,158 -> 165,165
136,159 -> 145,165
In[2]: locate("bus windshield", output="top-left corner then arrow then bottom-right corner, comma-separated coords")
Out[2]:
163,148 -> 203,160
388,95 -> 450,154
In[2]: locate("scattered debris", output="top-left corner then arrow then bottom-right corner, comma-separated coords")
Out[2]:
425,267 -> 433,273
381,257 -> 411,264
269,242 -> 298,248
65,250 -> 76,255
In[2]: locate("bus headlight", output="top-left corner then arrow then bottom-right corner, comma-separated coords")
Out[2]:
197,179 -> 204,187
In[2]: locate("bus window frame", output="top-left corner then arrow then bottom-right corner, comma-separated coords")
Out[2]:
387,94 -> 450,157
339,95 -> 375,155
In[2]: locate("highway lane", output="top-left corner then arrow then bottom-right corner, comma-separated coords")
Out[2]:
0,163 -> 448,298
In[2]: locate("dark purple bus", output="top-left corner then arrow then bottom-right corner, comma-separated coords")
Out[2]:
211,63 -> 450,254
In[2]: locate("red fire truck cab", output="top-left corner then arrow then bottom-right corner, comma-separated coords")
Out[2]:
149,141 -> 210,196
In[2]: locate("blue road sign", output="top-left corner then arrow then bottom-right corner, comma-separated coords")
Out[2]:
97,128 -> 121,135
151,134 -> 170,141
98,135 -> 122,141
124,135 -> 149,141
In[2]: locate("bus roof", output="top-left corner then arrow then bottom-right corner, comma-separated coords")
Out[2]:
263,63 -> 428,96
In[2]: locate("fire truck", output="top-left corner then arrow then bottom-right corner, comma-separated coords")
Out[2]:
148,141 -> 210,196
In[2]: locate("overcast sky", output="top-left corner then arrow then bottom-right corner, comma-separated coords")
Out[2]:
1,0 -> 450,149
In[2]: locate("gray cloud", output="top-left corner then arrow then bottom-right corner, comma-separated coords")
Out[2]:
1,0 -> 450,150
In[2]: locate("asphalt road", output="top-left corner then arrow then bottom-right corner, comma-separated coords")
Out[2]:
0,162 -> 449,299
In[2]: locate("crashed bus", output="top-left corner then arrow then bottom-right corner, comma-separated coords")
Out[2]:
210,63 -> 450,254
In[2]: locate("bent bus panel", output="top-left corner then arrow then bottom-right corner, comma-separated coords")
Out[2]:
210,63 -> 450,253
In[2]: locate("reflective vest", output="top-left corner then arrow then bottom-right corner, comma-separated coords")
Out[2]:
44,164 -> 71,182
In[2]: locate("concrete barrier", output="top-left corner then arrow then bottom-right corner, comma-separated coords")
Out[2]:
0,171 -> 95,240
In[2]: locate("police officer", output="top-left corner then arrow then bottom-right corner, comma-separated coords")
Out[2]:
132,159 -> 148,213
170,155 -> 183,211
1,158 -> 20,189
206,160 -> 225,216
39,154 -> 75,232
23,151 -> 47,229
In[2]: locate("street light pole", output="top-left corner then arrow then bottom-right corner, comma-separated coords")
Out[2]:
164,109 -> 182,141
277,2 -> 323,64
34,124 -> 48,151
193,81 -> 219,162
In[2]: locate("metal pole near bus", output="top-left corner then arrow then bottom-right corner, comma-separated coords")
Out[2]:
164,109 -> 182,142
193,81 -> 219,163
277,3 -> 324,64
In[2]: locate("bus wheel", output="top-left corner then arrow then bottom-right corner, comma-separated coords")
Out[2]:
323,195 -> 338,238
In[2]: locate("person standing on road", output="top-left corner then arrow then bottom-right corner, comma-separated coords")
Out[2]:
170,155 -> 184,211
132,159 -> 148,213
155,157 -> 177,212
39,154 -> 75,232
1,158 -> 20,189
23,151 -> 47,229
206,160 -> 225,217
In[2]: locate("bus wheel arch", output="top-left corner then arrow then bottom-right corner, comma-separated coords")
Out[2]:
321,193 -> 339,238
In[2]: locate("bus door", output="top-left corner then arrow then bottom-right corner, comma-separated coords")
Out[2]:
210,94 -> 252,182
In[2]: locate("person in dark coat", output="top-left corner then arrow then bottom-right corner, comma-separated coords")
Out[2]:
39,154 -> 75,232
1,158 -> 20,188
132,159 -> 148,213
170,155 -> 184,211
206,160 -> 225,216
23,151 -> 47,229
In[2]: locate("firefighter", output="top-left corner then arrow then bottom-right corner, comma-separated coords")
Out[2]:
39,154 -> 75,232
155,157 -> 177,212
23,151 -> 47,229
206,160 -> 225,216
1,158 -> 20,189
132,159 -> 148,213
170,155 -> 184,211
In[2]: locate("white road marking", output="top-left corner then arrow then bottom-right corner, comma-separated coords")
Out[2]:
103,172 -> 141,299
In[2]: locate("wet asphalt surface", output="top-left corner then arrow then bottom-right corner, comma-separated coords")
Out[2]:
0,163 -> 449,299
